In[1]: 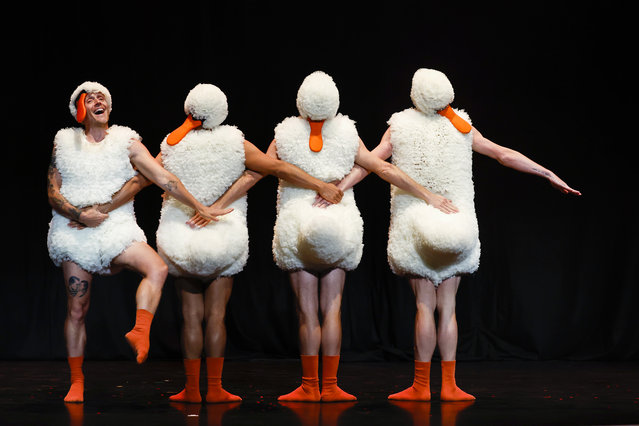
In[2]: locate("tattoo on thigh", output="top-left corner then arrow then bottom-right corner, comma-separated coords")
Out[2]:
68,276 -> 89,297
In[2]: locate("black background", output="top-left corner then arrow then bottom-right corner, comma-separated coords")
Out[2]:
3,1 -> 636,363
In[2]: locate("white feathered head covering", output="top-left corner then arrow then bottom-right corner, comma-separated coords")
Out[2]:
69,81 -> 112,120
184,83 -> 228,129
166,83 -> 228,146
296,71 -> 340,121
410,68 -> 455,115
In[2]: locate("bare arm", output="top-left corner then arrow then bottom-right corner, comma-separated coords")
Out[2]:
128,139 -> 233,221
246,140 -> 343,204
96,173 -> 152,214
471,127 -> 581,195
186,169 -> 263,228
354,139 -> 459,214
338,128 -> 393,191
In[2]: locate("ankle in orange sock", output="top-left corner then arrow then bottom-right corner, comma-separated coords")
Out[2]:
278,355 -> 320,402
169,358 -> 202,403
440,360 -> 475,401
388,360 -> 431,401
64,356 -> 85,403
205,357 -> 241,403
320,355 -> 356,402
125,309 -> 153,364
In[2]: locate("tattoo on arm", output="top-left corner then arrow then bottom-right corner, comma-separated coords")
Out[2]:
164,180 -> 178,193
68,276 -> 89,297
47,156 -> 82,220
532,167 -> 551,178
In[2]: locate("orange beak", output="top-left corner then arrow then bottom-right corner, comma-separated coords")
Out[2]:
75,92 -> 87,123
167,115 -> 203,146
308,120 -> 324,152
437,105 -> 471,134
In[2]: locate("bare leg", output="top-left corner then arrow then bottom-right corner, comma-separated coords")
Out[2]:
410,278 -> 437,362
436,276 -> 460,361
177,278 -> 205,359
203,276 -> 233,358
278,270 -> 321,402
203,276 -> 241,403
289,270 -> 321,356
112,242 -> 168,314
113,242 -> 168,363
318,268 -> 345,356
169,277 -> 204,403
62,262 -> 92,357
62,261 -> 92,402
388,277 -> 436,401
436,276 -> 474,401
318,268 -> 356,401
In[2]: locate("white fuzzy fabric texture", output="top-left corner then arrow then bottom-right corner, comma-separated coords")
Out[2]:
387,107 -> 480,285
272,115 -> 363,272
69,81 -> 112,119
47,125 -> 146,274
296,71 -> 340,121
156,125 -> 249,279
410,69 -> 454,115
184,83 -> 228,129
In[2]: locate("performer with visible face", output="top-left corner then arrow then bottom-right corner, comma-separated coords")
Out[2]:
47,81 -> 231,402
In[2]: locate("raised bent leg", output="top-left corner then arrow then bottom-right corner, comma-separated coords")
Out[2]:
113,242 -> 169,363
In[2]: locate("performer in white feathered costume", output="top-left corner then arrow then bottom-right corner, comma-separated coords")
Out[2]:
272,71 -> 460,403
337,68 -> 580,402
156,83 -> 344,404
47,82 -> 230,403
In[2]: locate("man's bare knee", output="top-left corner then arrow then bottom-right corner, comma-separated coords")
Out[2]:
67,300 -> 89,324
146,261 -> 168,287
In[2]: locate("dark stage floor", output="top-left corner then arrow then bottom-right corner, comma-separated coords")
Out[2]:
0,359 -> 638,426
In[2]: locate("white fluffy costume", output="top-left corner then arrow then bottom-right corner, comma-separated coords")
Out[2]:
386,69 -> 480,285
47,82 -> 146,274
155,84 -> 248,279
272,71 -> 363,272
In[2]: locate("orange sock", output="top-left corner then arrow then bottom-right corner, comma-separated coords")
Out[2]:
64,356 -> 84,403
205,357 -> 241,403
278,355 -> 320,402
388,361 -> 431,401
320,355 -> 356,402
125,309 -> 153,364
169,358 -> 202,403
440,360 -> 475,401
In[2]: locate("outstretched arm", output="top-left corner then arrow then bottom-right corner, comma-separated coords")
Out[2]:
354,138 -> 459,214
128,139 -> 233,221
471,127 -> 581,195
245,140 -> 343,204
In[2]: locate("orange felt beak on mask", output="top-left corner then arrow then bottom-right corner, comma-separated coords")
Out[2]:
75,92 -> 87,123
308,120 -> 324,152
167,114 -> 203,146
438,105 -> 472,134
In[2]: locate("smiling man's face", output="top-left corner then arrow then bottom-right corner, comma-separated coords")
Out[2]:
83,92 -> 109,125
